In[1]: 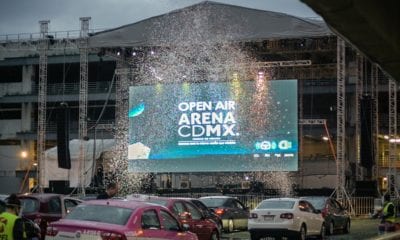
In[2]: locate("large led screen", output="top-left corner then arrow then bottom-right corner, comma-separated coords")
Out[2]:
128,80 -> 298,172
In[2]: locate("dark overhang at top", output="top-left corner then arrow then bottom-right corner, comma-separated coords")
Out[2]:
89,1 -> 332,48
301,0 -> 400,81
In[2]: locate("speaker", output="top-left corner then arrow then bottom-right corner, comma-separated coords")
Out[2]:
57,103 -> 71,169
354,180 -> 378,197
49,180 -> 70,194
360,96 -> 374,168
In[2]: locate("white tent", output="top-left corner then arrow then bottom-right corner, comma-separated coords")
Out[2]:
44,139 -> 115,188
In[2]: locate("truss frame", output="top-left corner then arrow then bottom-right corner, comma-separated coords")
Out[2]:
78,17 -> 91,195
37,20 -> 49,192
388,77 -> 398,199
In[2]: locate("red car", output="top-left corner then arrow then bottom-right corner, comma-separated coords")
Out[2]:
17,193 -> 82,239
46,199 -> 198,240
142,196 -> 220,240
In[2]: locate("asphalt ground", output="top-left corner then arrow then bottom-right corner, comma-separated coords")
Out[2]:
221,218 -> 385,240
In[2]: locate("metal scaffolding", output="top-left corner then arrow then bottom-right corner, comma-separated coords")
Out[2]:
335,37 -> 351,204
299,74 -> 304,188
388,77 -> 398,199
78,17 -> 91,195
112,63 -> 130,192
37,20 -> 50,192
355,55 -> 364,181
371,65 -> 379,180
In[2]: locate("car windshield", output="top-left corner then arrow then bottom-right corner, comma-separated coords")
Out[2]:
200,198 -> 227,207
20,198 -> 40,213
257,200 -> 295,209
302,198 -> 326,209
65,205 -> 132,225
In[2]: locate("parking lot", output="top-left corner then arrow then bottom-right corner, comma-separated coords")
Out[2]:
221,218 -> 382,240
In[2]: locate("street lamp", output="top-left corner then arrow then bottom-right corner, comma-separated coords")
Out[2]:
21,151 -> 28,158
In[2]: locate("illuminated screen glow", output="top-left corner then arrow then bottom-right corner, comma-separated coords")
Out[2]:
128,80 -> 298,172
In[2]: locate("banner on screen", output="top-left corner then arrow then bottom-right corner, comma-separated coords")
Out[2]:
128,80 -> 298,172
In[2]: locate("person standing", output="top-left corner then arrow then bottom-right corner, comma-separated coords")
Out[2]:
382,194 -> 396,223
97,182 -> 119,199
0,194 -> 26,240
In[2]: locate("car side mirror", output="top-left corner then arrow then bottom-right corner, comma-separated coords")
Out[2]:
314,209 -> 322,214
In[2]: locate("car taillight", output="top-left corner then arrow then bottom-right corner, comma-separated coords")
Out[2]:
100,232 -> 126,240
249,213 -> 258,219
133,229 -> 144,236
46,226 -> 58,236
215,208 -> 225,215
321,207 -> 328,218
280,213 -> 294,219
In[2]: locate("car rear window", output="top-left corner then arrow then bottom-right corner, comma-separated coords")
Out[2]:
191,200 -> 209,211
200,198 -> 227,207
147,199 -> 168,207
302,198 -> 326,209
65,205 -> 132,225
20,198 -> 40,213
257,200 -> 295,209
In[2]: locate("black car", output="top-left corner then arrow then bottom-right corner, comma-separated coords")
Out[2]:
301,196 -> 351,235
199,196 -> 249,232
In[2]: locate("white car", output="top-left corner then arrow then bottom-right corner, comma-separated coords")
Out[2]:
248,198 -> 326,240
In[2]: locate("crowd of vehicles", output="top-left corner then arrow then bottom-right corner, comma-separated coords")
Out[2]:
0,193 -> 353,240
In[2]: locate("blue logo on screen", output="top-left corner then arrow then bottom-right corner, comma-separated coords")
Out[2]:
255,140 -> 293,151
129,103 -> 145,117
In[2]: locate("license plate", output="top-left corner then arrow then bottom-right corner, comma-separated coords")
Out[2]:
263,215 -> 274,221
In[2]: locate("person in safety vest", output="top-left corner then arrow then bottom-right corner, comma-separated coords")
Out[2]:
0,194 -> 26,240
382,194 -> 396,224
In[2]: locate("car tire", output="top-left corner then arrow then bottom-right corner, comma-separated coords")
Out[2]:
297,224 -> 307,240
250,232 -> 260,240
319,223 -> 326,239
327,221 -> 334,235
217,221 -> 223,233
227,219 -> 234,233
343,219 -> 350,233
210,230 -> 219,240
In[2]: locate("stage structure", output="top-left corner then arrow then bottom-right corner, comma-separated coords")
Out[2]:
0,1 -> 397,198
78,17 -> 91,196
335,38 -> 348,200
388,78 -> 399,199
37,20 -> 50,193
355,55 -> 364,181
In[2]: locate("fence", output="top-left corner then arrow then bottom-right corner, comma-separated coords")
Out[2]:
160,192 -> 377,217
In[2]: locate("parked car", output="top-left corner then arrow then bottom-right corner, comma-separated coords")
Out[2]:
248,197 -> 326,240
141,196 -> 220,240
301,196 -> 351,235
16,193 -> 82,240
174,198 -> 223,234
199,196 -> 249,232
46,199 -> 198,240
